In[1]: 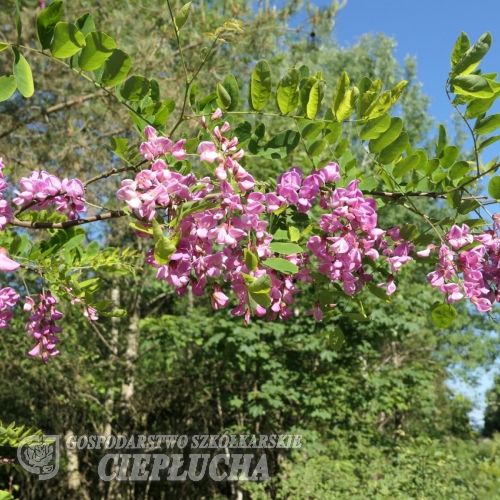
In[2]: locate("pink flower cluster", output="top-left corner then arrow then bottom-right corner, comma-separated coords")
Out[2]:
307,180 -> 413,296
119,114 -> 417,322
0,158 -> 14,230
117,126 -> 193,221
0,286 -> 20,329
13,171 -> 86,220
198,119 -> 255,193
423,223 -> 500,312
25,292 -> 62,363
139,126 -> 187,162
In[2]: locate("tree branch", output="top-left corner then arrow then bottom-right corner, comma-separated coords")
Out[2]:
10,210 -> 127,229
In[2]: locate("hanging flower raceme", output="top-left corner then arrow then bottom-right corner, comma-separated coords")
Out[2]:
423,222 -> 500,313
0,287 -> 20,329
12,171 -> 86,220
119,111 -> 417,323
25,292 -> 63,363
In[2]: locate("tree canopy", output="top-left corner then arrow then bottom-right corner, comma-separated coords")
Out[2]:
1,1 -> 500,499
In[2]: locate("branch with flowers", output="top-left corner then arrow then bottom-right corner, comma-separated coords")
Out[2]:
1,1 -> 500,365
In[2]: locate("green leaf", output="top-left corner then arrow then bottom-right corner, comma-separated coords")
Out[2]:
367,283 -> 391,302
101,49 -> 133,87
358,177 -> 378,191
248,290 -> 271,313
378,132 -> 409,165
389,80 -> 408,104
451,75 -> 494,98
478,134 -> 500,152
359,113 -> 391,140
439,145 -> 460,168
415,148 -> 429,171
120,75 -> 150,101
334,138 -> 348,158
216,82 -> 231,110
324,122 -> 341,145
475,114 -> 500,135
12,48 -> 34,98
465,93 -> 499,118
79,31 -> 116,71
172,199 -> 220,227
431,303 -> 457,328
250,60 -> 271,111
36,0 -> 64,50
102,309 -> 128,318
64,233 -> 85,252
149,78 -> 160,102
300,121 -> 324,140
151,218 -> 164,242
86,241 -> 100,260
51,22 -> 86,58
436,124 -> 448,156
260,130 -> 300,159
363,90 -> 391,119
174,2 -> 192,31
306,80 -> 324,119
400,224 -> 418,241
151,100 -> 175,126
276,67 -> 300,114
368,117 -> 403,154
335,87 -> 359,122
307,139 -> 327,157
358,78 -> 381,117
432,167 -> 448,183
457,199 -> 481,214
488,176 -> 500,199
328,327 -> 345,351
393,154 -> 420,178
288,226 -> 300,242
130,221 -> 153,235
262,258 -> 298,274
0,43 -> 9,52
413,233 -> 435,246
453,32 -> 492,76
244,249 -> 258,272
332,71 -> 349,117
223,74 -> 239,112
151,219 -> 178,265
298,64 -> 309,79
247,274 -> 271,294
299,77 -> 316,113
448,161 -> 470,180
0,76 -> 17,102
109,137 -> 129,160
269,242 -> 304,255
451,32 -> 470,68
75,13 -> 96,36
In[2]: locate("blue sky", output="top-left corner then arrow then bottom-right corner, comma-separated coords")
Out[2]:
313,0 -> 500,425
332,0 -> 500,130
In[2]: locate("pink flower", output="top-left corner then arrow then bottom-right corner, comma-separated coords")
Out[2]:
417,245 -> 436,258
198,142 -> 219,163
211,284 -> 229,310
212,108 -> 223,120
0,249 -> 19,272
306,301 -> 323,322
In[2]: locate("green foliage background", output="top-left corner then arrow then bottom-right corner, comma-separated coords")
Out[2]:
1,1 -> 500,499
